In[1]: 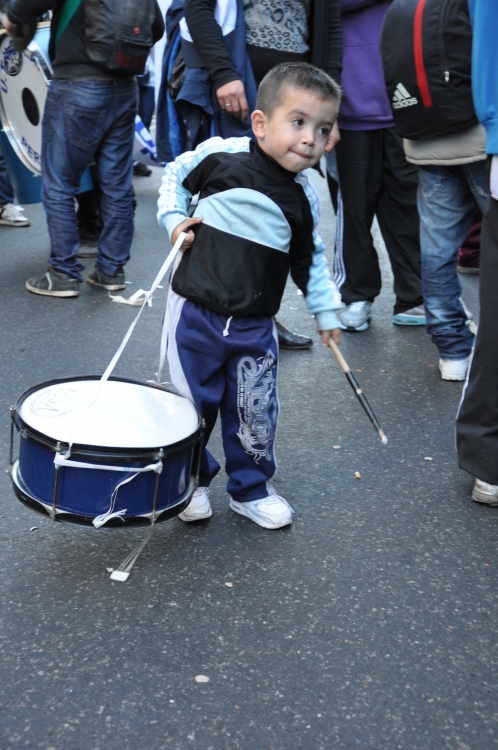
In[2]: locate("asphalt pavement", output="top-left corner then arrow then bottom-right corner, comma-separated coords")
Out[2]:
0,165 -> 495,750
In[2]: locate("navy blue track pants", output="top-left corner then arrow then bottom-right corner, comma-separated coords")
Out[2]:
167,292 -> 279,502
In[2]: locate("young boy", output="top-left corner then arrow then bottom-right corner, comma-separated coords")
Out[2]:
157,63 -> 342,529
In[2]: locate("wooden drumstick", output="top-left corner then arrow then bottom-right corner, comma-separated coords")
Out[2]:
327,338 -> 388,445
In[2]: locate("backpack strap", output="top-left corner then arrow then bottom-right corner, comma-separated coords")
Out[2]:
55,0 -> 83,48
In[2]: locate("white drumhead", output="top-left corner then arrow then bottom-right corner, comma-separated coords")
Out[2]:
0,27 -> 51,175
19,380 -> 199,449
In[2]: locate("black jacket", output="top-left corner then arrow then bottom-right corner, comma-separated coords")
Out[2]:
7,0 -> 164,81
184,0 -> 342,90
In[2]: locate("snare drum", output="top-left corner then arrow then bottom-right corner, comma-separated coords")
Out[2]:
10,376 -> 204,526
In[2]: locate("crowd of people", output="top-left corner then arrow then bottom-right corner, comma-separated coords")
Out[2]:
0,0 -> 497,523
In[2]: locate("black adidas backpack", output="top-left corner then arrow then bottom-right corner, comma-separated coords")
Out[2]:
83,0 -> 160,76
381,0 -> 477,140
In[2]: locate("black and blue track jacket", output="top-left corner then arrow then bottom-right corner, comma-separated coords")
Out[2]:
157,136 -> 341,330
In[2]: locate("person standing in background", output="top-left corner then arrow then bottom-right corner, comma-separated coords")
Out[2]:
183,0 -> 342,350
333,0 -> 424,332
2,0 -> 164,298
457,0 -> 498,505
134,53 -> 156,177
0,147 -> 30,227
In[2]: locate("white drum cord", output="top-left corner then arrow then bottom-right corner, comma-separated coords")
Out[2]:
51,233 -> 186,580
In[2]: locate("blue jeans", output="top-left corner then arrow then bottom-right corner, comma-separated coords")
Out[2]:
41,79 -> 137,280
418,162 -> 488,360
0,148 -> 14,206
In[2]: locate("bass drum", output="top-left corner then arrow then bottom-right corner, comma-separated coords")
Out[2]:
0,25 -> 92,202
0,24 -> 51,175
10,376 -> 204,527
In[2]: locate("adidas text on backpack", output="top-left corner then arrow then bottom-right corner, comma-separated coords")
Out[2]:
381,0 -> 477,140
392,83 -> 418,109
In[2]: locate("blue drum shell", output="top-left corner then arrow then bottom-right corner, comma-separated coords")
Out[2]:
11,376 -> 204,526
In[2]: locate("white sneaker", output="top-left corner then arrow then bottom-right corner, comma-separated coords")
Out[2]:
472,479 -> 498,506
337,301 -> 372,331
178,487 -> 212,522
439,355 -> 471,381
0,203 -> 30,227
229,494 -> 293,529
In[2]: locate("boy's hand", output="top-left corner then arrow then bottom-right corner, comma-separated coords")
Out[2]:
319,328 -> 341,345
171,217 -> 203,251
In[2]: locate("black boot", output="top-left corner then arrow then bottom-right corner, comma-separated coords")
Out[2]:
275,319 -> 313,350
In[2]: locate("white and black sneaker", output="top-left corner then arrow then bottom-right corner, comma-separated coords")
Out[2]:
87,264 -> 126,291
0,202 -> 30,227
26,269 -> 80,297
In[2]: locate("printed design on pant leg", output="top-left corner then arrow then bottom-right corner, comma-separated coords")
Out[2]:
237,349 -> 277,463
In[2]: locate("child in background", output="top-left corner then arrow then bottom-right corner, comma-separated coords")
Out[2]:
157,63 -> 342,529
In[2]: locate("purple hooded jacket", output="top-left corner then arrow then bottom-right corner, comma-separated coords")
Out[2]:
339,0 -> 394,130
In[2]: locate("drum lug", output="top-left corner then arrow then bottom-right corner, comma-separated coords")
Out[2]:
50,442 -> 62,521
8,406 -> 16,473
151,449 -> 164,524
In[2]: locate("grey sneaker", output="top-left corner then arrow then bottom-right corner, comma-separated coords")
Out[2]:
338,301 -> 372,331
472,479 -> 498,506
179,487 -> 212,521
26,269 -> 80,297
87,264 -> 125,291
393,306 -> 426,326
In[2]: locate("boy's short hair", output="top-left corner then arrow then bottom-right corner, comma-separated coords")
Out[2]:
256,62 -> 342,118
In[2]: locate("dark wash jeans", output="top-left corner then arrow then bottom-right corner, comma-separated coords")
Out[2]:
0,148 -> 14,206
41,78 -> 137,280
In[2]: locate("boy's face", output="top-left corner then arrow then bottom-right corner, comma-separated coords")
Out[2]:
251,86 -> 338,173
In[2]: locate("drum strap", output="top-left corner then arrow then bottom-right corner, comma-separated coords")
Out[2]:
63,233 -> 186,458
55,0 -> 83,49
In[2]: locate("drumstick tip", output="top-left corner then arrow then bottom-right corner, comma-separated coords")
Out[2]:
380,431 -> 388,446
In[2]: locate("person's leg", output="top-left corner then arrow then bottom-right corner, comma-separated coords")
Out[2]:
39,79 -> 102,281
334,129 -> 383,305
167,293 -> 228,488
376,128 -> 423,316
0,150 -> 29,226
417,164 -> 478,364
220,316 -> 292,528
0,148 -> 15,206
92,81 -> 137,279
221,317 -> 279,503
457,180 -> 498,487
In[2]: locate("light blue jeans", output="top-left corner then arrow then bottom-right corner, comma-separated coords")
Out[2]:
418,162 -> 488,360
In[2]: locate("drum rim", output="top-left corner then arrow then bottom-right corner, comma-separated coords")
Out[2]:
0,24 -> 52,176
13,374 -> 203,458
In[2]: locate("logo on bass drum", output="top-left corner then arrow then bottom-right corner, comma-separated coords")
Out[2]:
392,82 -> 418,109
31,388 -> 78,419
1,39 -> 23,76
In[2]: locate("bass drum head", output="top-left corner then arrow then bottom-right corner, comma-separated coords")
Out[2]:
0,25 -> 51,175
17,376 -> 200,450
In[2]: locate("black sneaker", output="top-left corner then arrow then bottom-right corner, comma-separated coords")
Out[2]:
26,269 -> 80,298
87,264 -> 126,291
133,162 -> 152,177
76,231 -> 99,258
